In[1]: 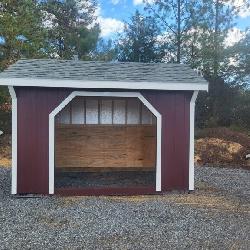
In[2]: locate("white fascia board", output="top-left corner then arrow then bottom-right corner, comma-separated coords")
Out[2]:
0,78 -> 208,91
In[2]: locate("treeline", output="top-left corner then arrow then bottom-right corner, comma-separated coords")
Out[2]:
0,0 -> 250,130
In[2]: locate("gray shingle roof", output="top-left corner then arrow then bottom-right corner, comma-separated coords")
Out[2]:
0,59 -> 208,90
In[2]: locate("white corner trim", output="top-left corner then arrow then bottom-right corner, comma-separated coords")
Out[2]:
189,91 -> 199,191
8,86 -> 17,195
49,91 -> 162,194
0,78 -> 209,91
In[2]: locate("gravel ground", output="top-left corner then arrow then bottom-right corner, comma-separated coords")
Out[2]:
0,166 -> 249,250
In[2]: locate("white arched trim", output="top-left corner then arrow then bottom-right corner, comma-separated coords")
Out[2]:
189,91 -> 199,191
49,91 -> 162,194
8,86 -> 17,194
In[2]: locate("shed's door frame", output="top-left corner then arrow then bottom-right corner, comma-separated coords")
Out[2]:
49,91 -> 162,194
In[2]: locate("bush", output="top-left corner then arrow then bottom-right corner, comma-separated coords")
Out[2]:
232,90 -> 250,130
196,75 -> 250,130
0,86 -> 9,106
0,111 -> 11,134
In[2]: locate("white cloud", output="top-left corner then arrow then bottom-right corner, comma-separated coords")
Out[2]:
133,0 -> 154,6
229,0 -> 250,18
98,17 -> 124,37
111,0 -> 120,5
93,6 -> 124,37
225,27 -> 245,47
133,0 -> 143,5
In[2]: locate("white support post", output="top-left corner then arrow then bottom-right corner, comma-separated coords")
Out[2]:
189,91 -> 199,191
8,86 -> 17,194
49,113 -> 55,194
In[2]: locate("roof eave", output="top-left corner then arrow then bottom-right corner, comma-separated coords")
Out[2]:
0,78 -> 208,91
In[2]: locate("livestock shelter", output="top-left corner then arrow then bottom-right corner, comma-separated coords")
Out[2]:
0,60 -> 208,196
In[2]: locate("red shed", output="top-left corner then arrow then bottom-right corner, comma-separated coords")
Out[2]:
0,60 -> 208,196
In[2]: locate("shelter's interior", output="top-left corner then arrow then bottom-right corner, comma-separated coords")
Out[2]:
54,96 -> 157,189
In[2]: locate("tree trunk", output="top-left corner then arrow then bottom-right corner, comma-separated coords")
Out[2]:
213,0 -> 219,77
177,0 -> 181,63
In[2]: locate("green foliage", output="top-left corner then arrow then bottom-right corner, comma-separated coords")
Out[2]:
92,39 -> 118,62
145,0 -> 202,63
41,0 -> 100,59
0,86 -> 10,133
118,10 -> 162,62
0,0 -> 101,126
145,0 -> 238,76
223,28 -> 250,88
0,0 -> 47,70
0,86 -> 9,105
144,0 -> 249,129
232,90 -> 250,129
196,74 -> 250,130
196,76 -> 239,128
193,0 -> 236,76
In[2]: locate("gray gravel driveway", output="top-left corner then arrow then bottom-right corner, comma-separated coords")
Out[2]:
0,166 -> 249,249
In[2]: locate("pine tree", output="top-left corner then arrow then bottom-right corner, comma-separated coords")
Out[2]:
145,0 -> 200,63
42,0 -> 100,60
118,10 -> 162,63
224,27 -> 250,87
195,0 -> 236,76
0,0 -> 46,70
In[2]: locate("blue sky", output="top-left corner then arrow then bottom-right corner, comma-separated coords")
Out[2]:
98,0 -> 250,44
236,16 -> 250,30
99,0 -> 143,21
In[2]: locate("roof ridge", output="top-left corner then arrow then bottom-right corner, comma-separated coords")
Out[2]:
16,59 -> 190,67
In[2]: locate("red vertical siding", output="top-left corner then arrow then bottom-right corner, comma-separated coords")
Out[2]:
15,87 -> 71,194
15,87 -> 192,194
142,91 -> 192,191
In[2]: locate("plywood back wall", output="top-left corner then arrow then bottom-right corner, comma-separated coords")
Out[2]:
56,97 -> 156,125
55,125 -> 157,171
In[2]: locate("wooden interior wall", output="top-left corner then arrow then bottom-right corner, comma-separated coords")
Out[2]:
55,125 -> 156,171
56,97 -> 155,125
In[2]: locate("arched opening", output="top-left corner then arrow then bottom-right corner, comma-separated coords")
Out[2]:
49,92 -> 161,194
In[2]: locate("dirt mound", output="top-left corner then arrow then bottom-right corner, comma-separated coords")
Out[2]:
196,127 -> 250,148
195,128 -> 250,168
0,134 -> 11,167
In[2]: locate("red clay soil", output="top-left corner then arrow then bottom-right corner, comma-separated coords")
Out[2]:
195,127 -> 250,169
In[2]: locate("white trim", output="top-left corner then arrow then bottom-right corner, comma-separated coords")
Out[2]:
189,91 -> 198,191
8,86 -> 17,194
49,91 -> 162,194
0,78 -> 208,91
